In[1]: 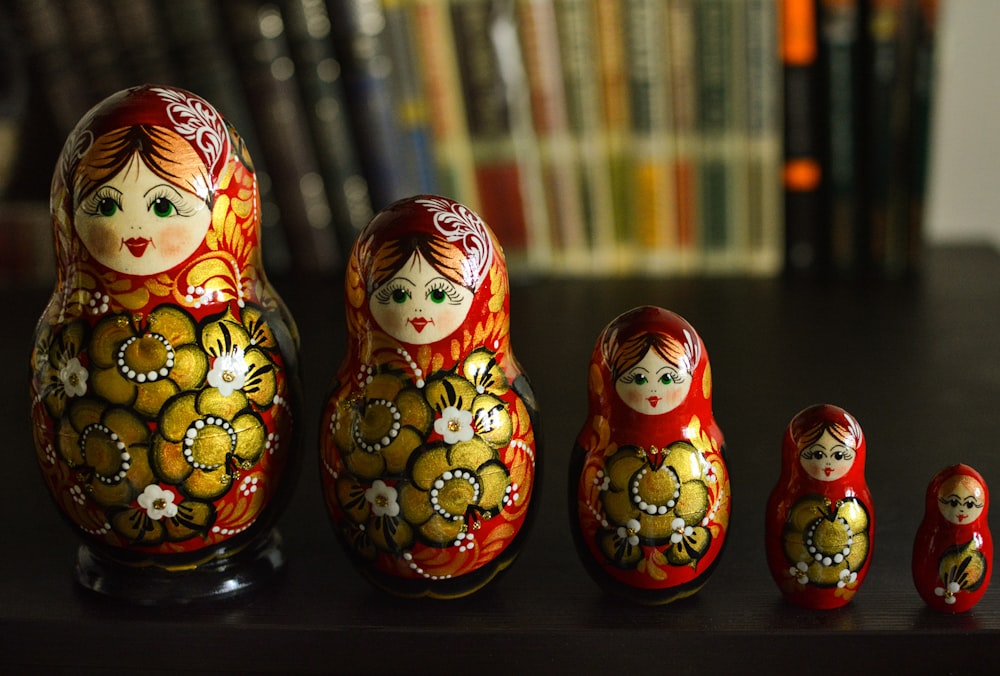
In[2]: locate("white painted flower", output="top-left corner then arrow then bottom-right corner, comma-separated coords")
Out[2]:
791,561 -> 810,584
935,581 -> 961,604
365,479 -> 400,518
837,569 -> 858,588
434,406 -> 475,444
617,518 -> 641,546
670,517 -> 693,544
137,484 -> 179,520
207,346 -> 248,397
59,357 -> 88,397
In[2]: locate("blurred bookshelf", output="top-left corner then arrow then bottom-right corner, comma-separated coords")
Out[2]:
0,0 -> 940,284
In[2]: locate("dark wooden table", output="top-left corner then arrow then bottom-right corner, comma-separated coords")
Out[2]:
4,246 -> 1000,674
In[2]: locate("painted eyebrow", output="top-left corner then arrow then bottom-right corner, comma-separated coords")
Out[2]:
387,276 -> 417,287
424,276 -> 456,286
143,183 -> 186,199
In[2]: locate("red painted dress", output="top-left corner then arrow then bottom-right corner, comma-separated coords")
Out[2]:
913,464 -> 992,613
319,195 -> 538,598
29,85 -> 299,602
570,306 -> 730,604
765,404 -> 873,609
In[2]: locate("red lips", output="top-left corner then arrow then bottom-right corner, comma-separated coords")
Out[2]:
409,317 -> 430,333
122,237 -> 153,257
647,396 -> 661,408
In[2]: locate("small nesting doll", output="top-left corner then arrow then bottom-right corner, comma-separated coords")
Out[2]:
765,404 -> 873,609
912,464 -> 992,613
569,306 -> 730,604
319,195 -> 539,598
29,85 -> 300,603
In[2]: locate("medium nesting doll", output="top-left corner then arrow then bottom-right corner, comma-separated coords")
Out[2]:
319,195 -> 539,598
912,464 -> 992,613
569,306 -> 730,604
765,404 -> 873,609
29,85 -> 300,603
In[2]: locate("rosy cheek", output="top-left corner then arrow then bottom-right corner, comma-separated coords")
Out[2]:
626,389 -> 645,409
157,225 -> 201,259
79,222 -> 120,259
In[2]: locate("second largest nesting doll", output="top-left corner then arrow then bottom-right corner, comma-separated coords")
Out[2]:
319,195 -> 539,598
570,306 -> 730,604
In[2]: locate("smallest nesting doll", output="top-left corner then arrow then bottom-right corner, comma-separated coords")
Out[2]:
569,306 -> 730,604
912,464 -> 992,613
765,404 -> 873,609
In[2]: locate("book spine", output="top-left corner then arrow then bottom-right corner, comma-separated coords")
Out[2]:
329,0 -> 418,209
106,0 -> 180,85
59,0 -> 133,100
780,0 -> 824,277
408,0 -> 481,210
594,0 -> 632,272
695,0 -> 742,270
516,0 -> 587,272
383,0 -> 440,195
553,0 -> 617,274
223,0 -> 342,274
862,0 -> 909,277
450,0 -> 550,271
9,0 -> 92,135
820,0 -> 861,277
904,0 -> 939,273
281,0 -> 375,253
744,0 -> 783,275
624,0 -> 678,273
667,0 -> 700,270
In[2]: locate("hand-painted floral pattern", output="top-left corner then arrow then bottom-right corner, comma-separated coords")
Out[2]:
35,320 -> 90,419
323,346 -> 531,578
597,442 -> 712,569
780,495 -> 871,590
31,299 -> 294,554
88,306 -> 208,419
934,541 -> 988,605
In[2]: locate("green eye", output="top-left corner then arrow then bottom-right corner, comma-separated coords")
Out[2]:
659,374 -> 674,385
391,288 -> 410,304
429,288 -> 447,304
633,374 -> 647,385
97,197 -> 119,217
151,197 -> 175,217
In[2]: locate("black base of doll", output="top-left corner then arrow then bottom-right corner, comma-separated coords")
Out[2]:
75,528 -> 285,605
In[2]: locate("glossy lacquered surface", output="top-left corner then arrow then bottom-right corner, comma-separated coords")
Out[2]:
569,306 -> 729,604
912,464 -> 992,613
5,247 -> 1000,674
318,195 -> 538,598
27,85 -> 300,604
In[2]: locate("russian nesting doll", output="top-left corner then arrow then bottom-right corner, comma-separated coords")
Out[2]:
29,85 -> 300,603
765,404 -> 873,609
569,306 -> 730,604
912,464 -> 992,613
319,195 -> 539,598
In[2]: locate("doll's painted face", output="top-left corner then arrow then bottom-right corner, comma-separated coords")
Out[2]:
614,348 -> 691,416
74,154 -> 211,275
938,475 -> 986,525
799,430 -> 856,482
369,251 -> 474,345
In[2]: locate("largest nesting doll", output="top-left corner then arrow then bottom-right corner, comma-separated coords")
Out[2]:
319,195 -> 539,598
29,85 -> 300,603
569,306 -> 730,604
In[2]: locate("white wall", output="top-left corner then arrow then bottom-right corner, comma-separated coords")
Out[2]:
926,0 -> 1000,246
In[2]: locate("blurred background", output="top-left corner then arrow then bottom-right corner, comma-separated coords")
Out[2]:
0,0 -> 996,286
